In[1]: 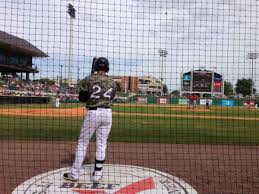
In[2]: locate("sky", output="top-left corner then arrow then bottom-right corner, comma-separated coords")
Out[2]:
0,0 -> 259,91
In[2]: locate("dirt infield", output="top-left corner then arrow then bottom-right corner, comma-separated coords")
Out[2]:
0,107 -> 258,121
0,107 -> 86,117
168,107 -> 210,112
1,140 -> 259,194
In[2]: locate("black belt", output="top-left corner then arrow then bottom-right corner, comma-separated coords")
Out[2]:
89,107 -> 110,110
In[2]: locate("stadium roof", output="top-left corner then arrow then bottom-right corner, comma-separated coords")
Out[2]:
0,31 -> 48,57
0,64 -> 39,73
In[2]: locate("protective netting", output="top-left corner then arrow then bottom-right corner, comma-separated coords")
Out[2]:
0,0 -> 259,194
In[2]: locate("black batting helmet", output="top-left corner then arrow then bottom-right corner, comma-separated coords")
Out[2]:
94,57 -> 109,72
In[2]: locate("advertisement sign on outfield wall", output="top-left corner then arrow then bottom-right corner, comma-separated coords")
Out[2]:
243,100 -> 255,108
200,99 -> 212,105
221,99 -> 235,106
136,96 -> 148,103
157,97 -> 169,104
178,99 -> 189,105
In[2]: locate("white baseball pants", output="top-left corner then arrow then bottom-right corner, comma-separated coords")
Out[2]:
70,108 -> 112,179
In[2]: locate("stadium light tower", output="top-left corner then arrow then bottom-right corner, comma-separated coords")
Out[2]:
60,65 -> 63,84
158,49 -> 168,82
247,52 -> 258,98
77,66 -> 80,85
67,3 -> 76,85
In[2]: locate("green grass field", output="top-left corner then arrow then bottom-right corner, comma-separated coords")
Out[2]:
0,103 -> 259,145
112,104 -> 259,117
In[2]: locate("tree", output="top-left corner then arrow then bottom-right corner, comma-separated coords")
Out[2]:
163,84 -> 168,95
60,82 -> 69,88
38,78 -> 55,85
224,81 -> 233,96
235,78 -> 256,97
170,90 -> 180,97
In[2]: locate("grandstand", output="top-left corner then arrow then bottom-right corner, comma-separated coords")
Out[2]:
0,31 -> 80,103
0,30 -> 47,80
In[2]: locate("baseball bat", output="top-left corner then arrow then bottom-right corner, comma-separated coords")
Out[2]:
78,57 -> 97,102
91,57 -> 97,75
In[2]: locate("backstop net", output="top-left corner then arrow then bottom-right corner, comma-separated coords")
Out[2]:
0,1 -> 259,194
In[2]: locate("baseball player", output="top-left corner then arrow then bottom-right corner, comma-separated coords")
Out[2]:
63,57 -> 117,183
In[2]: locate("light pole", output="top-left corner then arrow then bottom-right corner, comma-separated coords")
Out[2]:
77,66 -> 80,85
247,52 -> 258,98
158,49 -> 168,82
60,65 -> 63,84
67,3 -> 76,85
158,49 -> 168,96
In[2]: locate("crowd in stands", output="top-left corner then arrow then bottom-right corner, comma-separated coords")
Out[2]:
0,74 -> 78,102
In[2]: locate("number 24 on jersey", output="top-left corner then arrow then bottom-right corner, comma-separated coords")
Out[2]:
90,85 -> 113,99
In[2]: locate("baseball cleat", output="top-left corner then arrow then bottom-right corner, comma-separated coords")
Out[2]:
91,171 -> 103,183
63,173 -> 79,182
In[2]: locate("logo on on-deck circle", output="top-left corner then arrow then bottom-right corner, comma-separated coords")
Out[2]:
12,164 -> 197,194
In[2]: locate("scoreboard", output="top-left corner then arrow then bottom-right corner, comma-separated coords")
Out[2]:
182,70 -> 223,94
192,71 -> 212,92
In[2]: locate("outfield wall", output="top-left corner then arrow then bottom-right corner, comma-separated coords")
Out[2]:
0,96 -> 50,104
129,96 -> 257,107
